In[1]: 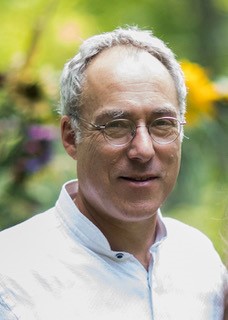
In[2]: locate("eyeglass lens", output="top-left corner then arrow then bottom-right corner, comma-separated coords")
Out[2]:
103,118 -> 181,146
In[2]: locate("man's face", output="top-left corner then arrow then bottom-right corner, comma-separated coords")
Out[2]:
74,47 -> 181,223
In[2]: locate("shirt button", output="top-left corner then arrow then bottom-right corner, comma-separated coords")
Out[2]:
116,253 -> 124,259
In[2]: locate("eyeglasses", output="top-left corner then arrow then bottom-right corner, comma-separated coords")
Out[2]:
76,116 -> 186,146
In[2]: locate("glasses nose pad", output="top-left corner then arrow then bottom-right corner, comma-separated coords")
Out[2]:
131,128 -> 136,137
130,127 -> 137,142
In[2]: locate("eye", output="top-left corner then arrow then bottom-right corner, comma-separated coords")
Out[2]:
151,118 -> 178,130
107,120 -> 128,129
152,118 -> 177,128
104,119 -> 132,138
150,118 -> 179,141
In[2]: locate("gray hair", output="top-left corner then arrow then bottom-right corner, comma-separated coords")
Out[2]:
59,26 -> 187,133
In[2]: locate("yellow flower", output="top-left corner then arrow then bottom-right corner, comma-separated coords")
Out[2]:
181,60 -> 219,126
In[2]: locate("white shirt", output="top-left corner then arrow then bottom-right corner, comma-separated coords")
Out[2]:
0,180 -> 226,320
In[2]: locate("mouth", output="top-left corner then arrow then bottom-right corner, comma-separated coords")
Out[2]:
120,175 -> 159,183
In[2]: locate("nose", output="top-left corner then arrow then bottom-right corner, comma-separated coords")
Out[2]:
127,126 -> 155,163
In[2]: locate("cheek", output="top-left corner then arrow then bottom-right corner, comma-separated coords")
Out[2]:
167,144 -> 181,175
169,150 -> 180,165
159,143 -> 181,175
77,134 -> 102,162
77,146 -> 99,177
76,137 -> 120,179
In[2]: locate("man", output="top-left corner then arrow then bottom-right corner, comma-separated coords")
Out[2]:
0,27 -> 226,319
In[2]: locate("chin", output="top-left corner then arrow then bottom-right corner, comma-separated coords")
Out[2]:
116,204 -> 159,222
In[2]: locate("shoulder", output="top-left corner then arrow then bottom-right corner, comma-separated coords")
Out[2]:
163,216 -> 214,247
161,216 -> 225,274
155,217 -> 226,316
0,206 -> 56,236
0,207 -> 58,265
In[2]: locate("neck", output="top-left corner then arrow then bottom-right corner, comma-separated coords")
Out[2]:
100,217 -> 157,270
74,195 -> 157,270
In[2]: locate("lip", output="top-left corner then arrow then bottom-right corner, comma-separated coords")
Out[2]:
119,174 -> 160,186
121,176 -> 158,181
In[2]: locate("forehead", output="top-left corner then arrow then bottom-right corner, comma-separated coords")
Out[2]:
82,46 -> 178,118
86,45 -> 171,82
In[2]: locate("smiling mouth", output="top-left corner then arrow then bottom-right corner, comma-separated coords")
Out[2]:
121,176 -> 158,182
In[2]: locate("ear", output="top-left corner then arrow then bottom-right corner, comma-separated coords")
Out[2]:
61,115 -> 78,160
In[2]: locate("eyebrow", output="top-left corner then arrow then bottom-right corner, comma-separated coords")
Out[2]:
152,105 -> 178,117
95,109 -> 126,122
95,104 -> 178,123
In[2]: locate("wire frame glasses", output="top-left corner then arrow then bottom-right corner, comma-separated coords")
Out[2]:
76,116 -> 186,146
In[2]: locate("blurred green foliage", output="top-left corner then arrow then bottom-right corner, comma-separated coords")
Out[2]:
0,0 -> 227,261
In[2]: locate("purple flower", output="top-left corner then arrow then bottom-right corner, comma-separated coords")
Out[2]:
28,125 -> 57,141
13,124 -> 58,181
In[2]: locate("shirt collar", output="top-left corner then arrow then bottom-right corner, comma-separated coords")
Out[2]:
55,180 -> 167,257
